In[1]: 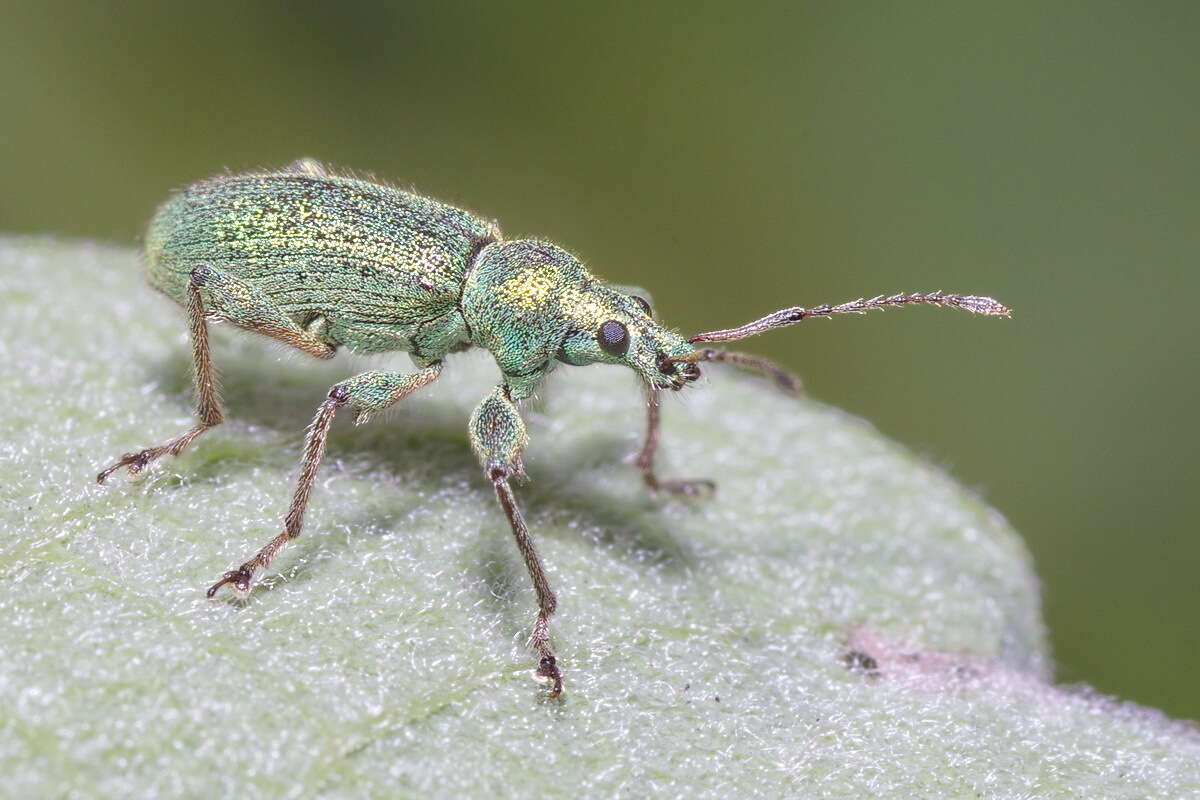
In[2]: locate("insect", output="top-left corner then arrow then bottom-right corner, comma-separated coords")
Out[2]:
98,159 -> 1010,698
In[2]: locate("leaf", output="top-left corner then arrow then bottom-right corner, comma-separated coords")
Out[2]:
1,236 -> 1196,797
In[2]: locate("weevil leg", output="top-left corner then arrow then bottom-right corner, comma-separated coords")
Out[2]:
280,157 -> 330,177
470,386 -> 563,698
634,386 -> 716,496
98,269 -> 225,482
635,348 -> 800,495
186,264 -> 337,360
98,264 -> 337,483
206,364 -> 441,597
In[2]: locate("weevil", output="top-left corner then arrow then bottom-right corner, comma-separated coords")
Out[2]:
98,159 -> 1010,698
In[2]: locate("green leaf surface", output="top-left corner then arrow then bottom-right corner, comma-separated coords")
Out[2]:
1,236 -> 1196,798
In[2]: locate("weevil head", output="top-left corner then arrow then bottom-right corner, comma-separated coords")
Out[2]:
461,240 -> 699,397
555,292 -> 700,392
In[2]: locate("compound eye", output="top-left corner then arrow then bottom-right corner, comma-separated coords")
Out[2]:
631,295 -> 652,317
597,320 -> 629,356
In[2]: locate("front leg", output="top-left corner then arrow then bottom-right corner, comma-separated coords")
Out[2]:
635,386 -> 715,496
636,348 -> 801,495
207,364 -> 441,597
469,385 -> 562,698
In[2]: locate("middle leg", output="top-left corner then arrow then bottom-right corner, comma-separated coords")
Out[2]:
206,363 -> 442,597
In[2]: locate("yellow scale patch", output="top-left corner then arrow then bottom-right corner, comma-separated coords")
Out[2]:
497,266 -> 611,328
497,265 -> 557,310
557,285 -> 608,329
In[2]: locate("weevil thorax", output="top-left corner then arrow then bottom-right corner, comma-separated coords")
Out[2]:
461,240 -> 698,399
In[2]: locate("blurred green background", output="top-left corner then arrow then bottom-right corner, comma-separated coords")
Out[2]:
2,1 -> 1196,720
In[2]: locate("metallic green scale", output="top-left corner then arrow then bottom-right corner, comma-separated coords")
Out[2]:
143,161 -> 695,391
146,162 -> 496,362
103,159 -> 1009,700
116,159 -> 705,698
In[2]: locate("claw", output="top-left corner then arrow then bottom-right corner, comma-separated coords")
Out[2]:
96,450 -> 156,483
206,565 -> 255,598
657,478 -> 716,497
536,655 -> 563,699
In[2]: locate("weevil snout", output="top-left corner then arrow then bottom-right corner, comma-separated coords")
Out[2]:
657,351 -> 701,390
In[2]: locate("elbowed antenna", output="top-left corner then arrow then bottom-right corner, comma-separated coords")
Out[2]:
685,291 -> 1010,344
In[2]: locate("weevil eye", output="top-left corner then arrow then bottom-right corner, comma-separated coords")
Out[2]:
631,295 -> 652,317
597,320 -> 629,356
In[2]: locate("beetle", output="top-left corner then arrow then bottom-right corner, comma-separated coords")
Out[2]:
98,159 -> 1009,698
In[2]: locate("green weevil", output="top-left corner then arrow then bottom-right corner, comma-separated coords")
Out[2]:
97,158 -> 1010,698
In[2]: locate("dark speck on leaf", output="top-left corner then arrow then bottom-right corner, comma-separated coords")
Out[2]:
845,650 -> 880,674
954,664 -> 982,679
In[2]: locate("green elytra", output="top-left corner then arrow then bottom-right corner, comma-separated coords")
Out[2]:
100,158 -> 1010,698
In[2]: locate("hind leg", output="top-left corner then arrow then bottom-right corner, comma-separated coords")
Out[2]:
97,264 -> 334,482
